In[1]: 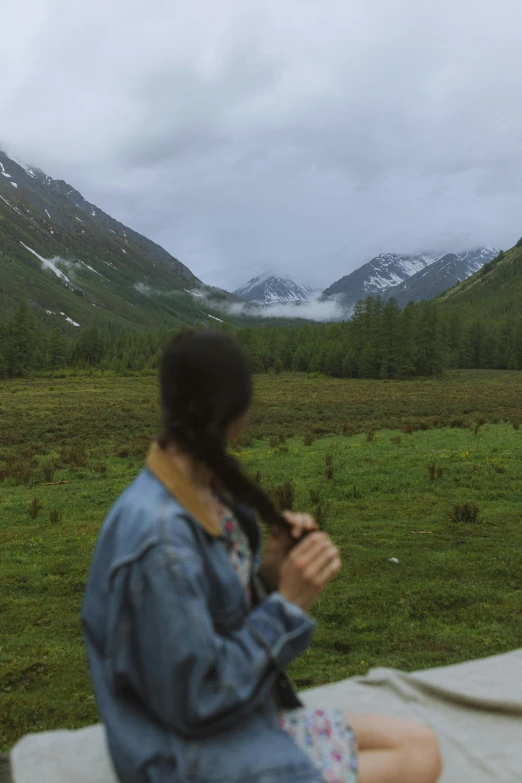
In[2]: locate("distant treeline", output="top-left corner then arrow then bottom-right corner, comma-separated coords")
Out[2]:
2,297 -> 522,380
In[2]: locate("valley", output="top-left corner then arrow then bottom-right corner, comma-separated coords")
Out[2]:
1,370 -> 521,751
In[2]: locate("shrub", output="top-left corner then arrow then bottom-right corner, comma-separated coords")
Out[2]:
28,498 -> 42,519
366,428 -> 376,443
274,480 -> 295,510
303,431 -> 315,446
511,417 -> 520,431
41,458 -> 57,483
447,502 -> 481,524
325,453 -> 333,467
60,445 -> 88,468
237,434 -> 254,448
314,498 -> 331,527
309,487 -> 321,505
278,433 -> 286,444
450,417 -> 470,429
268,435 -> 279,449
93,462 -> 108,474
403,421 -> 414,434
325,465 -> 335,480
474,418 -> 486,435
253,470 -> 261,484
10,463 -> 33,485
427,464 -> 445,480
342,423 -> 357,437
49,508 -> 63,523
390,435 -> 402,444
116,446 -> 131,458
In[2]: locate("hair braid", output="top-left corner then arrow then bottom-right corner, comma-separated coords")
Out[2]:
158,329 -> 292,531
161,419 -> 288,530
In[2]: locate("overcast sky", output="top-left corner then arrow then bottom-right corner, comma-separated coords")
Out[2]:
2,0 -> 522,290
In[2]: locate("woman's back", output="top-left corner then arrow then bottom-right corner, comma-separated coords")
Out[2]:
82,461 -> 319,783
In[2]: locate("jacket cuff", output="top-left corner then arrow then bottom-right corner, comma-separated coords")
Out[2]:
248,592 -> 315,669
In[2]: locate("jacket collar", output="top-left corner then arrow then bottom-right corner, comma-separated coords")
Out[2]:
146,442 -> 221,538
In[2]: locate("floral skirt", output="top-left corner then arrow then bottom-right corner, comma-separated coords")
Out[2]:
279,708 -> 358,783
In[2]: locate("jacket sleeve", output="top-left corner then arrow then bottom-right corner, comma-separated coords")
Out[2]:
107,540 -> 314,739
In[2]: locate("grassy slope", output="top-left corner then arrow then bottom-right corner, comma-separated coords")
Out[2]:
1,371 -> 522,750
438,243 -> 522,319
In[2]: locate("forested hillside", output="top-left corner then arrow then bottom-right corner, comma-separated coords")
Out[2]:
2,239 -> 522,380
3,290 -> 521,379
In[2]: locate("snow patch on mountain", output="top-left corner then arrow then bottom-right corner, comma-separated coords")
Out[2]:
234,273 -> 317,305
20,242 -> 74,287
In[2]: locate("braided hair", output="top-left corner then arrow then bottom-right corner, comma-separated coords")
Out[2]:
158,329 -> 290,530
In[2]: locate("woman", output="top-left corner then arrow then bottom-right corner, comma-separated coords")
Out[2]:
82,330 -> 441,783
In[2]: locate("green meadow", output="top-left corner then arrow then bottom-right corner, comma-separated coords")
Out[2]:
1,371 -> 521,751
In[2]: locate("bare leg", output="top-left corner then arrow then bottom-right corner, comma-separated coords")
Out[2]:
346,713 -> 442,783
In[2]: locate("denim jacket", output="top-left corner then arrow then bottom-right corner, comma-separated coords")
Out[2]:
81,444 -> 321,783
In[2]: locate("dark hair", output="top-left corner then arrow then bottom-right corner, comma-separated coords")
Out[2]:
159,330 -> 289,530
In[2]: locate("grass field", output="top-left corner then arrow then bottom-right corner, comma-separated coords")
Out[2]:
1,370 -> 522,751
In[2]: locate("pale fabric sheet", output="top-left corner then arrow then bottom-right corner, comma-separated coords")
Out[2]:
8,649 -> 522,783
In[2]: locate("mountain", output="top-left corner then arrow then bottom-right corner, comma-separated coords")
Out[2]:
383,248 -> 498,307
0,150 -> 243,330
321,252 -> 441,310
234,273 -> 317,306
438,243 -> 522,319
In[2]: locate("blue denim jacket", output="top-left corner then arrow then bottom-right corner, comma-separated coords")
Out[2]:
82,445 -> 321,783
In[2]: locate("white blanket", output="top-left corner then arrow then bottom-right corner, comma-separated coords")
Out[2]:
10,649 -> 522,783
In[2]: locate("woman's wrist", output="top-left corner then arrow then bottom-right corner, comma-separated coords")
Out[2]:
257,561 -> 278,593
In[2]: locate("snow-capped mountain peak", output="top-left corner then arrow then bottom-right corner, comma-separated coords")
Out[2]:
234,273 -> 317,305
321,247 -> 499,311
321,251 -> 443,307
382,247 -> 499,307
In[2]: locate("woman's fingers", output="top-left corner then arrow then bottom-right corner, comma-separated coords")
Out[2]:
282,511 -> 318,538
304,544 -> 340,582
291,530 -> 331,557
278,530 -> 341,610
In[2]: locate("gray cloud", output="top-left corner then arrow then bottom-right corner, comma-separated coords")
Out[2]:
2,0 -> 522,292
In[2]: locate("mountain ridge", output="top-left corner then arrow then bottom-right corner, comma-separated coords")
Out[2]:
383,248 -> 498,306
321,252 -> 442,310
321,248 -> 499,311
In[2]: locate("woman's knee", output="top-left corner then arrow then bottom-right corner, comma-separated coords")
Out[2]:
406,723 -> 442,782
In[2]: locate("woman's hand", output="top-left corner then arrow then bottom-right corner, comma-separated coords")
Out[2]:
258,512 -> 318,592
279,531 -> 341,611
